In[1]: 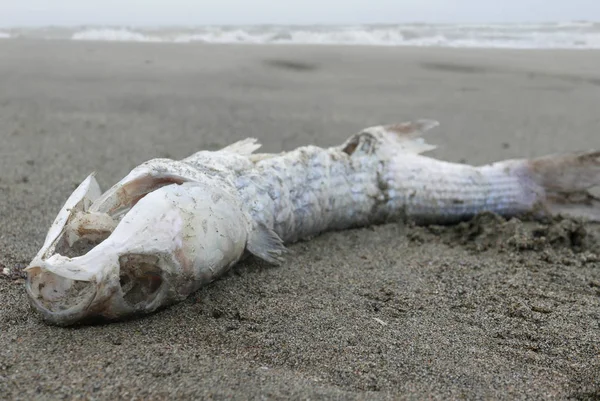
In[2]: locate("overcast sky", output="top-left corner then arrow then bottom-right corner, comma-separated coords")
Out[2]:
2,0 -> 599,27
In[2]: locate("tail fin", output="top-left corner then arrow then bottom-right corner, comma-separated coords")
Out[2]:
529,151 -> 600,221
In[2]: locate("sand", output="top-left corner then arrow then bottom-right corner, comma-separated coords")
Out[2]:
1,40 -> 599,400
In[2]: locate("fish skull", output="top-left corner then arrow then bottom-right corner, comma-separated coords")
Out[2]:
25,172 -> 251,325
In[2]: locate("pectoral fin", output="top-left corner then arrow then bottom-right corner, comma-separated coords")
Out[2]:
246,223 -> 287,265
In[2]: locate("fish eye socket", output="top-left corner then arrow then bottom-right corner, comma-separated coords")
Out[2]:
118,254 -> 164,307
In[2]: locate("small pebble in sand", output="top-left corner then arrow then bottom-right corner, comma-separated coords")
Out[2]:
2,267 -> 10,276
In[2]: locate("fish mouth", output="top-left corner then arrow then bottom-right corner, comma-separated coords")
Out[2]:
25,251 -> 172,325
25,265 -> 100,326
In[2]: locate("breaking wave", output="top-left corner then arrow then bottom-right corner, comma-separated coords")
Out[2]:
72,29 -> 162,42
4,22 -> 600,49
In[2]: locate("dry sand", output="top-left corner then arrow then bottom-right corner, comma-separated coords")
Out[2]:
1,40 -> 599,400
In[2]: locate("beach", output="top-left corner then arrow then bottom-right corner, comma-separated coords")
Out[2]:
1,39 -> 599,399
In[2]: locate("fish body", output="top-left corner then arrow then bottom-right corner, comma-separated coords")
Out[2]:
25,120 -> 600,325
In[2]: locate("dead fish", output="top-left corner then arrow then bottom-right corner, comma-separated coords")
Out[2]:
24,120 -> 600,325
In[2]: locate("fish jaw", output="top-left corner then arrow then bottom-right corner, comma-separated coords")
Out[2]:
23,173 -> 116,325
31,173 -> 102,261
25,252 -> 120,325
24,248 -> 181,325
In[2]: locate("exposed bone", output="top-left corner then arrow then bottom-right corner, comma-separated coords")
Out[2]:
65,211 -> 118,247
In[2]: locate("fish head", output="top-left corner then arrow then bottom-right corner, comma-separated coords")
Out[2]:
25,171 -> 250,325
24,184 -> 183,325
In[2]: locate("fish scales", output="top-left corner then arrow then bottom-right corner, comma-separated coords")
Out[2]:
236,130 -> 538,242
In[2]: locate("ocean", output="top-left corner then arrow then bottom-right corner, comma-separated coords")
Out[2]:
1,21 -> 599,49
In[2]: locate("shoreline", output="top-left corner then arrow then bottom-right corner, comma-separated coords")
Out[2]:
2,20 -> 600,50
5,35 -> 600,51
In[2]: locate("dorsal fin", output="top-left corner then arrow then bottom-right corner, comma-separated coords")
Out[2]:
364,119 -> 439,140
342,119 -> 439,156
220,138 -> 262,155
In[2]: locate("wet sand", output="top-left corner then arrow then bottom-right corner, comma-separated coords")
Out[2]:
1,40 -> 599,400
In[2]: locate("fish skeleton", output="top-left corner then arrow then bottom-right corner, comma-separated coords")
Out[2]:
24,120 -> 600,325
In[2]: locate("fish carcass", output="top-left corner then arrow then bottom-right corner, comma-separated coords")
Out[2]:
24,120 -> 600,325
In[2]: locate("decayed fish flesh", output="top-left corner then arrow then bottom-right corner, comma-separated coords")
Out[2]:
24,120 -> 600,325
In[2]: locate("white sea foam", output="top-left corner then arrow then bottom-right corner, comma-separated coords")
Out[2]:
71,28 -> 163,42
0,32 -> 11,39
4,22 -> 600,49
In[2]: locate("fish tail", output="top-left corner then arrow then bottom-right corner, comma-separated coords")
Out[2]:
527,150 -> 600,221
